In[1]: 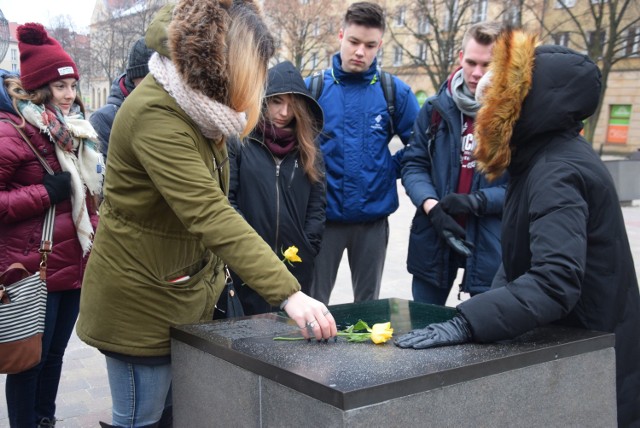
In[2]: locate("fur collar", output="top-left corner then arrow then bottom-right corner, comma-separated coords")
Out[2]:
474,30 -> 538,181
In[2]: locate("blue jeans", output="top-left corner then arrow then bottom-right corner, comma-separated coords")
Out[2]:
5,289 -> 80,427
105,357 -> 172,427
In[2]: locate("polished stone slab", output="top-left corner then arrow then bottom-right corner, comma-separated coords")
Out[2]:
170,298 -> 615,413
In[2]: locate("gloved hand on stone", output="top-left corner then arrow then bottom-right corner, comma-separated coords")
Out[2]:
428,204 -> 474,257
439,192 -> 486,216
43,171 -> 72,205
394,315 -> 472,349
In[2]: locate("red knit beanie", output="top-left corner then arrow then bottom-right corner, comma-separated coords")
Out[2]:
17,23 -> 80,91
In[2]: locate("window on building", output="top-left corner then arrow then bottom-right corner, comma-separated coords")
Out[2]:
11,64 -> 18,72
443,0 -> 460,30
377,47 -> 384,67
417,16 -> 429,34
393,45 -> 403,66
417,43 -> 427,63
472,0 -> 488,23
503,3 -> 521,26
590,0 -> 608,4
554,0 -> 576,8
552,32 -> 570,47
310,52 -> 319,69
394,6 -> 406,27
11,48 -> 17,61
626,27 -> 640,56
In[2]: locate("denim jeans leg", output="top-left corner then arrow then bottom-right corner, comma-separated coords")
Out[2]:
411,275 -> 450,305
36,289 -> 80,422
105,357 -> 172,427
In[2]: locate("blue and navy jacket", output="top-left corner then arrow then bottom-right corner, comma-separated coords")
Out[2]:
401,81 -> 508,294
305,54 -> 419,223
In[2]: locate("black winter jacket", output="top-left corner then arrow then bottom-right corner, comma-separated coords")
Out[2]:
459,45 -> 640,426
227,61 -> 326,314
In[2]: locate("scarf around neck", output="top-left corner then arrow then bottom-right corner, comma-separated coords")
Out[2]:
18,100 -> 104,256
450,69 -> 482,118
148,53 -> 246,141
259,121 -> 296,157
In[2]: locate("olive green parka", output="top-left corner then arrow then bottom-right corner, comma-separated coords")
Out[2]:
76,5 -> 299,357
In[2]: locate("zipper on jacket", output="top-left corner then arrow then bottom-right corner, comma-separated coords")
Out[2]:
288,160 -> 298,189
274,161 -> 282,251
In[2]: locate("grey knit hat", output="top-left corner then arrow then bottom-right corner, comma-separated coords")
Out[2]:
126,37 -> 154,79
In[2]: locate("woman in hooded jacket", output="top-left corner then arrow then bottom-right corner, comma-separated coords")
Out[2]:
75,1 -> 337,427
395,30 -> 640,427
0,24 -> 103,428
227,60 -> 326,315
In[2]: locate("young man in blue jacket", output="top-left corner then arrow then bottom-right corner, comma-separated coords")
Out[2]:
307,2 -> 419,304
401,21 -> 506,305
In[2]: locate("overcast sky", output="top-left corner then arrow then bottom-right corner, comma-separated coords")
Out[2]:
0,0 -> 94,32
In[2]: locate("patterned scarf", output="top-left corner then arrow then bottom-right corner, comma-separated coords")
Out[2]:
148,53 -> 246,140
18,100 -> 105,256
259,121 -> 296,157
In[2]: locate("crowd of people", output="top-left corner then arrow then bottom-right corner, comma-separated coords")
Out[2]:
1,0 -> 638,427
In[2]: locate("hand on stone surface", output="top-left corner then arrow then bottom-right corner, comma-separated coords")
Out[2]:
439,192 -> 486,216
428,204 -> 474,257
284,291 -> 337,341
394,315 -> 472,349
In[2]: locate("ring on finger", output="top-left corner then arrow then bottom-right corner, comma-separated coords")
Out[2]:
322,310 -> 330,316
306,320 -> 317,328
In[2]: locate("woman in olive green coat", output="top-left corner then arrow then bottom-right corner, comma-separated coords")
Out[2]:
76,1 -> 336,426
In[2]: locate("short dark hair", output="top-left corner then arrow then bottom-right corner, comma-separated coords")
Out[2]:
343,2 -> 385,33
461,21 -> 503,51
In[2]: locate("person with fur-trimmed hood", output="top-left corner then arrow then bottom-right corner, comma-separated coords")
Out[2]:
395,29 -> 640,426
76,1 -> 337,426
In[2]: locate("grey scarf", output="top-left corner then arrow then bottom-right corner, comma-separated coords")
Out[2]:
450,69 -> 481,118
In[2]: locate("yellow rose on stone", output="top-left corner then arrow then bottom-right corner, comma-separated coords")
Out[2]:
282,246 -> 302,266
370,322 -> 394,344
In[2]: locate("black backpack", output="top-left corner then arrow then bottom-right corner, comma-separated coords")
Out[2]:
308,69 -> 397,135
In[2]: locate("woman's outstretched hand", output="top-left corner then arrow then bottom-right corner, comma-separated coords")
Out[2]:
283,291 -> 337,341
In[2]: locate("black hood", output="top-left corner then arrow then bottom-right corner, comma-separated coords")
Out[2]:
512,45 -> 602,147
265,61 -> 324,132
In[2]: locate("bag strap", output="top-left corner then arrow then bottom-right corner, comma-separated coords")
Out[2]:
0,118 -> 56,280
379,70 -> 396,135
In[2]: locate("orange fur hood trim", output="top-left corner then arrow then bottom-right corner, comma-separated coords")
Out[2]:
474,30 -> 538,181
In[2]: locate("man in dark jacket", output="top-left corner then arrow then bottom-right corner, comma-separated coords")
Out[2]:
89,37 -> 154,162
306,2 -> 419,304
401,21 -> 506,304
396,30 -> 640,427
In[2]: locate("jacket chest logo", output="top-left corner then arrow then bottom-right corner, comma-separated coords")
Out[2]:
371,114 -> 384,130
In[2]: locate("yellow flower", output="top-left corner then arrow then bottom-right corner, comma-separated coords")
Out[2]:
370,322 -> 394,344
282,246 -> 302,264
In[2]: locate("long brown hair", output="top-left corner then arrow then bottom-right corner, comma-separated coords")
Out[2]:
5,76 -> 86,122
266,94 -> 322,183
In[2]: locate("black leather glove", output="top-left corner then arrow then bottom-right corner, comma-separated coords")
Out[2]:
43,171 -> 71,205
428,203 -> 474,257
439,192 -> 486,216
394,315 -> 472,349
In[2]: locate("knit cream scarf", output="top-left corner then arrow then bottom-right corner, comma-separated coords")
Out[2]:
147,53 -> 247,140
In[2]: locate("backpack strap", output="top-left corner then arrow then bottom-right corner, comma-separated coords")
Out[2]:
309,69 -> 325,101
379,71 -> 397,135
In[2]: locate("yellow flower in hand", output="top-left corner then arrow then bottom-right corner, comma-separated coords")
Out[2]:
370,322 -> 394,344
282,246 -> 302,266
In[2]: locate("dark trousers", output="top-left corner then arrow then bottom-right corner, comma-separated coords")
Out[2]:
6,289 -> 80,427
310,218 -> 389,305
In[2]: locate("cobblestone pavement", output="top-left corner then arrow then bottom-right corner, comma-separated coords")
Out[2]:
2,187 -> 639,428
